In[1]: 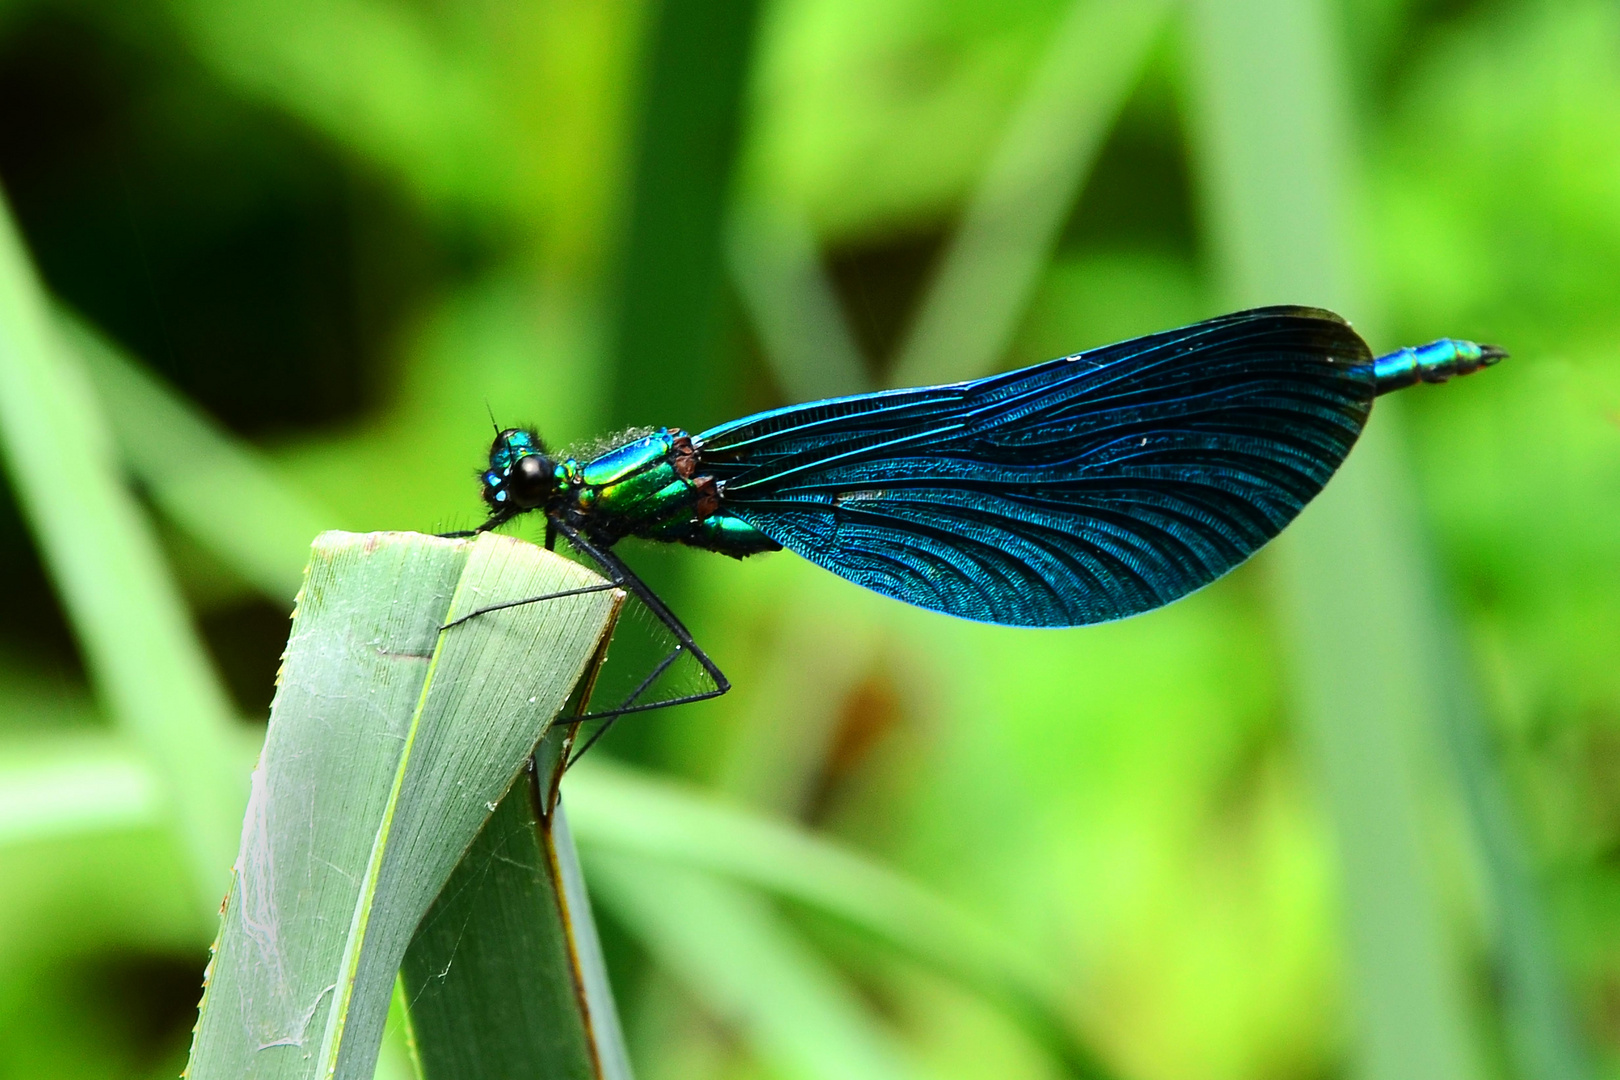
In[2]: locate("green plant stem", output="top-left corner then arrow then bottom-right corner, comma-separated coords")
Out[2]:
1429,587 -> 1592,1080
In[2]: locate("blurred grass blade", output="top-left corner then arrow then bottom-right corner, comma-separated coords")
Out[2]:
1184,0 -> 1354,307
0,190 -> 244,920
61,309 -> 332,601
0,723 -> 266,851
378,982 -> 422,1080
1267,433 -> 1483,1080
610,0 -> 761,431
401,730 -> 632,1080
728,198 -> 871,400
589,852 -> 920,1080
165,0 -> 507,217
1184,3 -> 1485,1079
66,312 -> 336,606
0,726 -> 1102,1076
188,531 -> 620,1080
890,0 -> 1172,389
566,759 -> 1114,1077
1429,594 -> 1592,1080
0,733 -> 162,848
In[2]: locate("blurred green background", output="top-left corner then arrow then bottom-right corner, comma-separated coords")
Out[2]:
0,0 -> 1616,1078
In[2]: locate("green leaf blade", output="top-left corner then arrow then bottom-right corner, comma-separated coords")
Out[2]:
401,737 -> 631,1080
188,530 -> 620,1080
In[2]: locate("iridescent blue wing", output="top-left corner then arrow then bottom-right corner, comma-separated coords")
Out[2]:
696,306 -> 1376,627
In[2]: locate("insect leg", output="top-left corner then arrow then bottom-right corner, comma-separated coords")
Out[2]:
440,581 -> 622,631
552,521 -> 731,704
435,512 -> 605,626
436,518 -> 730,766
436,509 -> 517,539
565,645 -> 686,767
548,522 -> 729,769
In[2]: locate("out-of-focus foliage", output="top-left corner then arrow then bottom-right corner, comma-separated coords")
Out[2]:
0,0 -> 1617,1079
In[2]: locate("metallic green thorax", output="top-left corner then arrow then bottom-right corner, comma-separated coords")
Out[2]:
483,427 -> 778,558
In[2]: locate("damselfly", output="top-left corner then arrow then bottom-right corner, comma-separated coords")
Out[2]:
446,305 -> 1502,753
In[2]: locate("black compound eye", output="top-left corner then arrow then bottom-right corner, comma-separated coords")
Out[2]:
506,454 -> 555,508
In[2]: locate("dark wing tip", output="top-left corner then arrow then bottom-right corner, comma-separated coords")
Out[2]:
1225,304 -> 1351,327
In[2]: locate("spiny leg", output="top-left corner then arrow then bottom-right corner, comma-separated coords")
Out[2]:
553,521 -> 731,704
434,518 -> 730,765
437,513 -> 721,699
440,581 -> 622,631
434,513 -> 602,627
566,644 -> 687,767
549,522 -> 730,767
436,509 -> 517,540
